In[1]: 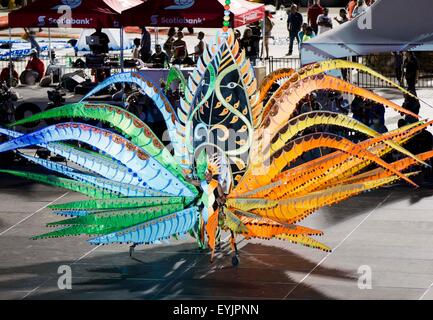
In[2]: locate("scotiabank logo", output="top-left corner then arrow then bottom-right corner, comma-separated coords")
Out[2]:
165,0 -> 195,10
151,15 -> 158,26
42,16 -> 93,25
160,16 -> 205,25
38,16 -> 46,26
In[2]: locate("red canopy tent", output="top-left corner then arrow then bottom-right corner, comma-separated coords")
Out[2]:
7,0 -> 142,72
121,0 -> 265,28
8,0 -> 142,29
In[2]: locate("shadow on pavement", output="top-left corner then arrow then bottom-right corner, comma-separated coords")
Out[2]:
0,243 -> 357,300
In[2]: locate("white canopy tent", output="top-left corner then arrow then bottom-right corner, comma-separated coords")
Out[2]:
76,28 -> 133,52
301,0 -> 433,65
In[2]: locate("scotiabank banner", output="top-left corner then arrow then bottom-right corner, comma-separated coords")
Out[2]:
8,0 -> 124,29
14,14 -> 121,28
149,14 -> 221,28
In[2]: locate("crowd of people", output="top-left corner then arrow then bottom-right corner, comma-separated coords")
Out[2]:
132,22 -> 271,67
131,27 -> 206,68
284,0 -> 376,56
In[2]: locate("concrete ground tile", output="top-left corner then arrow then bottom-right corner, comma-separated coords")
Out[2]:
287,283 -> 425,300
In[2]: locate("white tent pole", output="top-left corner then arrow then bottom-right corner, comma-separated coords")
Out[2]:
154,26 -> 158,46
48,27 -> 52,64
120,27 -> 124,72
8,27 -> 12,87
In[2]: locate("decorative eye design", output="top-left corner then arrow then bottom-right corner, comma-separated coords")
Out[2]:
227,82 -> 237,89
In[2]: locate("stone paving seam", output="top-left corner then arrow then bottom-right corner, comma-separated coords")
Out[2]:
283,192 -> 394,299
419,282 -> 433,300
0,192 -> 69,237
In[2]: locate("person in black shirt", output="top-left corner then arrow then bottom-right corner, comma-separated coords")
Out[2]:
90,28 -> 110,54
140,27 -> 152,63
403,52 -> 420,92
150,44 -> 169,68
241,28 -> 259,65
400,118 -> 433,154
286,4 -> 303,56
402,89 -> 421,123
392,52 -> 403,86
249,22 -> 262,61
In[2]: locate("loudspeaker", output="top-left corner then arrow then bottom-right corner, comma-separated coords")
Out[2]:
74,82 -> 98,95
61,70 -> 87,92
85,54 -> 106,68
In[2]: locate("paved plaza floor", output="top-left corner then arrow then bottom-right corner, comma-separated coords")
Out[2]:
1,87 -> 433,300
1,174 -> 433,300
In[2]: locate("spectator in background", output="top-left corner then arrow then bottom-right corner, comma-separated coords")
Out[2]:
392,52 -> 404,86
398,118 -> 433,167
172,31 -> 188,65
163,27 -> 177,60
25,50 -> 45,82
370,116 -> 388,134
132,38 -> 141,60
286,4 -> 303,56
307,0 -> 324,35
150,44 -> 169,68
139,27 -> 152,63
0,62 -> 18,86
402,89 -> 421,123
90,28 -> 110,54
262,10 -> 274,59
347,0 -> 357,19
234,29 -> 242,48
298,23 -> 308,48
317,8 -> 333,35
302,26 -> 316,42
241,28 -> 259,65
249,21 -> 262,59
352,0 -> 367,18
372,102 -> 385,125
351,96 -> 367,124
334,8 -> 349,24
194,31 -> 206,62
403,52 -> 420,92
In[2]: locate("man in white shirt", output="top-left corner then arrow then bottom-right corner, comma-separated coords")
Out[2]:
317,7 -> 333,35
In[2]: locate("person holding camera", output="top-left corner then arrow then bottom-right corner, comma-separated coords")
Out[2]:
90,28 -> 110,55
